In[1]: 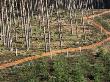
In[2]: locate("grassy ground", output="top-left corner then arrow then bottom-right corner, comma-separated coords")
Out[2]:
0,46 -> 110,82
95,14 -> 110,31
0,10 -> 109,82
0,10 -> 107,64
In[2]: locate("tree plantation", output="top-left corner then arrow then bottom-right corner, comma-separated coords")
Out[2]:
0,0 -> 110,82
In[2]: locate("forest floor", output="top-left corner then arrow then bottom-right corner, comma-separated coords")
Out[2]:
0,10 -> 110,69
